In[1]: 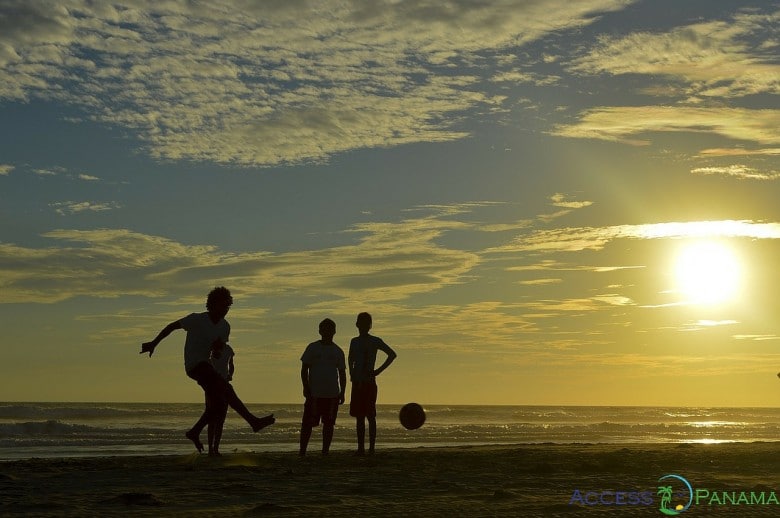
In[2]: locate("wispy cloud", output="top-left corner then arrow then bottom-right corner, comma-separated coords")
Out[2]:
0,164 -> 13,175
489,220 -> 780,254
550,193 -> 593,210
0,0 -> 632,167
733,334 -> 780,342
691,165 -> 780,181
698,148 -> 780,158
526,352 -> 779,377
0,212 -> 479,304
4,198 -> 779,367
569,11 -> 780,100
557,9 -> 779,149
693,320 -> 739,328
551,106 -> 780,146
33,168 -> 60,176
349,301 -> 541,353
531,193 -> 594,224
405,201 -> 506,217
518,278 -> 562,286
50,201 -> 121,215
31,166 -> 99,181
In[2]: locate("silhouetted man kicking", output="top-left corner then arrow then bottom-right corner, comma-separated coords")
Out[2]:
140,286 -> 274,452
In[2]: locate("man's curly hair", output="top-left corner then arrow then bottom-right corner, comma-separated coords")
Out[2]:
206,286 -> 233,310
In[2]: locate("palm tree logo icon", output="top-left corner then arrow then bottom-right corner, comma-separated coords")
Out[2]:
657,474 -> 693,515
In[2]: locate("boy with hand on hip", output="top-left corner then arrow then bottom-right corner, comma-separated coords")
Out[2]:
348,312 -> 396,455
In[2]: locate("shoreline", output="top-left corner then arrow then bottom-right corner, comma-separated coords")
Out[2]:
2,442 -> 778,516
3,437 -> 777,463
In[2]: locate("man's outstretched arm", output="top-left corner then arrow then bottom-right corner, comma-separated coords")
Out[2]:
140,321 -> 182,357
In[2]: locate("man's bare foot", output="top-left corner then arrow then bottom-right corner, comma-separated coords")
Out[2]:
185,430 -> 203,453
252,414 -> 275,433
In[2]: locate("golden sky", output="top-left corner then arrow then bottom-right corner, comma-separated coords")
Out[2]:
1,0 -> 778,406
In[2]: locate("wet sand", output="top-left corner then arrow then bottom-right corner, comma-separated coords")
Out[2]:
1,442 -> 778,516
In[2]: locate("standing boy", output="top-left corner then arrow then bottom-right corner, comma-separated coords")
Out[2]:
348,312 -> 397,455
140,287 -> 274,453
299,318 -> 346,456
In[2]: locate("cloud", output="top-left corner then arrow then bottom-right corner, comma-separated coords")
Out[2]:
27,167 -> 101,181
691,165 -> 780,181
489,220 -> 780,254
0,164 -> 13,176
593,294 -> 633,306
569,11 -> 780,99
33,168 -> 60,176
518,278 -> 562,286
352,301 -> 541,353
733,334 -> 780,341
528,352 -> 778,376
557,9 -> 779,149
406,201 -> 506,217
0,212 -> 479,304
491,70 -> 560,87
692,320 -> 739,328
0,0 -> 632,166
551,106 -> 780,146
550,193 -> 593,210
698,148 -> 780,158
6,202 -> 778,366
50,201 -> 121,215
520,298 -> 608,312
529,193 -> 595,224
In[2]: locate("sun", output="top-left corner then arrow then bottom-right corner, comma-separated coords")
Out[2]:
673,240 -> 741,305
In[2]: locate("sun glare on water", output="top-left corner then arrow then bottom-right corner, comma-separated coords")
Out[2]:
673,240 -> 741,305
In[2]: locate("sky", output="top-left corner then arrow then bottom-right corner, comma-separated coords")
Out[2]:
1,0 -> 779,407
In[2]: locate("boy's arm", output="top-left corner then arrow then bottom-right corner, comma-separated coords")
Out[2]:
140,321 -> 182,357
300,363 -> 311,398
338,368 -> 347,404
373,343 -> 397,378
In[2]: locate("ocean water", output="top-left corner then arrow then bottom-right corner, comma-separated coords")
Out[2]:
1,403 -> 778,461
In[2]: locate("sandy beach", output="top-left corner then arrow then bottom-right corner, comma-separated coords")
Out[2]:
1,442 -> 778,517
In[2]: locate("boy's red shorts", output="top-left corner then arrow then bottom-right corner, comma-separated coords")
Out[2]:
302,397 -> 339,427
349,380 -> 377,418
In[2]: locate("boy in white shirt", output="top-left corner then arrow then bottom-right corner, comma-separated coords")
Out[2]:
299,318 -> 346,456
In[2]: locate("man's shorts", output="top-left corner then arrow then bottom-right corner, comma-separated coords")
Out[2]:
186,362 -> 227,393
186,361 -> 228,413
302,397 -> 339,427
349,380 -> 378,418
